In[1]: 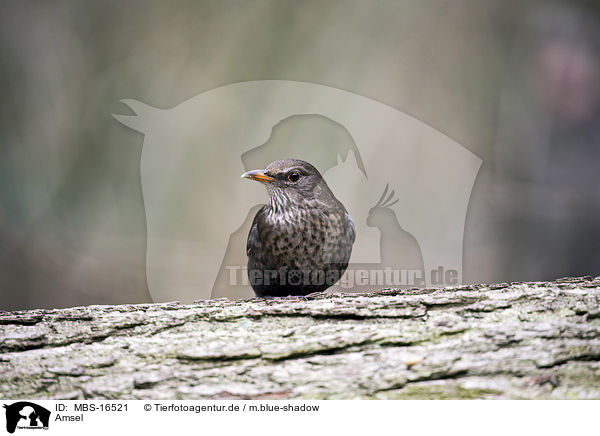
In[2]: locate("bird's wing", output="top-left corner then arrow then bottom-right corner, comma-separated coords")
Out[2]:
246,206 -> 266,257
345,212 -> 356,245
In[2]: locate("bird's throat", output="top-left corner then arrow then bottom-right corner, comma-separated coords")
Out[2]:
266,189 -> 293,221
265,188 -> 313,226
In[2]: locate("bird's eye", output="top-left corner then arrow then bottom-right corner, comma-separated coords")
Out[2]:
287,171 -> 301,182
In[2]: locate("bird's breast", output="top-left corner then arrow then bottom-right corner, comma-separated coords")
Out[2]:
254,204 -> 349,270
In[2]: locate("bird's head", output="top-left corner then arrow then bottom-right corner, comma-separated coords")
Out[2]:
366,184 -> 399,228
242,159 -> 338,209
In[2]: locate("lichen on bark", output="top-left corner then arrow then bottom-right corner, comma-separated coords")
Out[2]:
1,277 -> 599,399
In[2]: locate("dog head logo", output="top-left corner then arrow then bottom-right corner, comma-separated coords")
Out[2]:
3,402 -> 50,433
114,80 -> 481,301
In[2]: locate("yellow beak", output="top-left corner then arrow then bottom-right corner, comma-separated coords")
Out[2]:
241,169 -> 275,183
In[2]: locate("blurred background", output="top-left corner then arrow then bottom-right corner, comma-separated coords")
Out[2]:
1,0 -> 599,310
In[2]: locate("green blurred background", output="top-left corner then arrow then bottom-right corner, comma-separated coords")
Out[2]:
1,0 -> 600,309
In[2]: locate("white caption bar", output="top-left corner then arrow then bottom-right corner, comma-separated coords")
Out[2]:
0,400 -> 595,436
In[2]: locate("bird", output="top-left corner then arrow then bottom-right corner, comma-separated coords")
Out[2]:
241,159 -> 355,297
367,184 -> 425,287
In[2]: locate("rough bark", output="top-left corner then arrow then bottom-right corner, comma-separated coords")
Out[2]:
1,277 -> 599,399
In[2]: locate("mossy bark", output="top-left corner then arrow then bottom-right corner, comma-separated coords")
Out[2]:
1,277 -> 600,399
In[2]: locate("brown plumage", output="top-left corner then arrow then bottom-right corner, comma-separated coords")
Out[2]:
242,159 -> 355,297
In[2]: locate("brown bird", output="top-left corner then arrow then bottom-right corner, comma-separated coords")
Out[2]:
242,159 -> 355,297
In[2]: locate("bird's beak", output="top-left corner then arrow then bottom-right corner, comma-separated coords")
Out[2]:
241,169 -> 275,183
